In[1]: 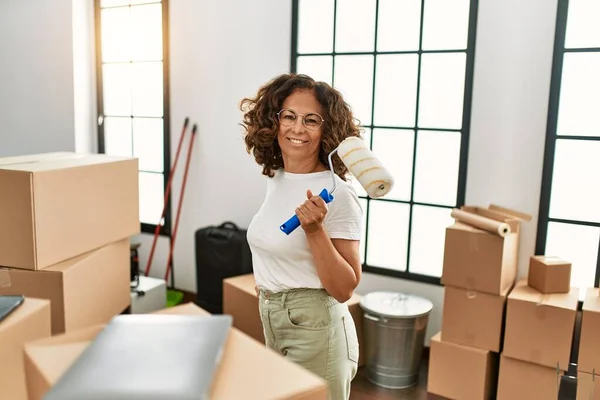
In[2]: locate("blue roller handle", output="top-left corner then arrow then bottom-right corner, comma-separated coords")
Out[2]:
280,188 -> 334,235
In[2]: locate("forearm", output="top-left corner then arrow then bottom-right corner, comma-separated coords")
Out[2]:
306,229 -> 358,303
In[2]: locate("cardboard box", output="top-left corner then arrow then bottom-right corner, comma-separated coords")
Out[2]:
577,371 -> 600,400
497,354 -> 557,400
0,152 -> 139,270
503,279 -> 578,370
23,302 -> 328,400
441,284 -> 510,352
0,239 -> 131,334
223,273 -> 365,366
442,205 -> 531,295
427,332 -> 498,400
528,256 -> 571,294
578,288 -> 600,374
0,297 -> 51,400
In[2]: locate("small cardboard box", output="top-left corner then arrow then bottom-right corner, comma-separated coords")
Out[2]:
577,371 -> 600,400
23,303 -> 328,400
578,288 -> 600,374
223,273 -> 365,366
442,205 -> 531,295
503,279 -> 578,370
0,297 -> 51,400
427,332 -> 499,400
0,239 -> 131,334
0,152 -> 139,270
497,354 -> 558,400
527,256 -> 571,294
441,284 -> 510,352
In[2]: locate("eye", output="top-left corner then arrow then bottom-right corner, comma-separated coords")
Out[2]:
305,115 -> 320,126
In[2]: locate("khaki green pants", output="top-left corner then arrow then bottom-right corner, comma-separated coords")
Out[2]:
258,288 -> 359,400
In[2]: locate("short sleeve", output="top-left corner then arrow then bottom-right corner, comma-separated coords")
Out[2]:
323,183 -> 363,240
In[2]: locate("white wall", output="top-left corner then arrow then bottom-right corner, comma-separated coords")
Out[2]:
0,0 -> 560,345
0,0 -> 76,157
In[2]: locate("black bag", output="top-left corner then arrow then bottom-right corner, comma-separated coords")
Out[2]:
194,221 -> 253,313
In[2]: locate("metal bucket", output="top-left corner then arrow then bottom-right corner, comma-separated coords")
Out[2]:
359,291 -> 433,389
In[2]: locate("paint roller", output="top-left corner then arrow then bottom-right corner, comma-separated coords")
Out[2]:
280,136 -> 394,235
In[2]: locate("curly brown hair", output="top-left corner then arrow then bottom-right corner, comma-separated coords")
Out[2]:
240,73 -> 362,180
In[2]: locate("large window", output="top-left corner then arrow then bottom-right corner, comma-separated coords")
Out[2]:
537,0 -> 600,300
95,0 -> 171,236
291,0 -> 478,284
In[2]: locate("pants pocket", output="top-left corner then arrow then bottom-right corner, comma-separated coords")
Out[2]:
285,305 -> 329,331
342,314 -> 359,363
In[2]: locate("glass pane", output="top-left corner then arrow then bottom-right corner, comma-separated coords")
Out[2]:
557,53 -> 600,137
413,130 -> 462,206
409,205 -> 454,276
133,117 -> 164,173
296,56 -> 333,86
102,63 -> 131,116
371,129 -> 414,201
130,3 -> 163,62
131,61 -> 163,117
359,198 -> 368,264
104,117 -> 132,157
349,129 -> 371,198
366,201 -> 410,270
334,55 -> 374,125
139,172 -> 164,225
101,0 -> 129,8
377,0 -> 421,52
422,0 -> 470,51
565,0 -> 600,49
418,52 -> 466,129
545,222 -> 600,301
101,7 -> 130,62
374,54 -> 419,127
297,0 -> 334,53
549,139 -> 600,223
335,0 -> 376,52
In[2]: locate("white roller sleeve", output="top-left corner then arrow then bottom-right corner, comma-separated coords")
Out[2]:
337,137 -> 394,198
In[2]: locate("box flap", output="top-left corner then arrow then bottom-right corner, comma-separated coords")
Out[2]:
0,153 -> 135,172
488,204 -> 533,221
509,280 -> 578,310
583,288 -> 600,312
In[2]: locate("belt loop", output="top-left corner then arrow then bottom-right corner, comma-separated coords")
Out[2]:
281,292 -> 288,306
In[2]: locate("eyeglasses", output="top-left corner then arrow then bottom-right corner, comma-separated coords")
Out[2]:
277,109 -> 324,130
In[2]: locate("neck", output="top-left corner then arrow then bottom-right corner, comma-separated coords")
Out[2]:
282,156 -> 326,174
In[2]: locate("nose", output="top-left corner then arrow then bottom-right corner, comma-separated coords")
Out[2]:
291,117 -> 304,134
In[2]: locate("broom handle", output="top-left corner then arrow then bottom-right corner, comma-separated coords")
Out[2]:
144,117 -> 189,277
165,124 -> 198,283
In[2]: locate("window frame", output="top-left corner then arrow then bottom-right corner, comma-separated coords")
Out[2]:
94,0 -> 173,237
536,0 -> 600,290
290,0 -> 479,285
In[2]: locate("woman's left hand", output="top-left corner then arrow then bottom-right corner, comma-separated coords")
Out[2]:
296,189 -> 328,235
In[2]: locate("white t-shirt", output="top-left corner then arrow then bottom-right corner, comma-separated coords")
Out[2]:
247,169 -> 363,292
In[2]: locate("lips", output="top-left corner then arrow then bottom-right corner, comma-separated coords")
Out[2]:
287,137 -> 308,144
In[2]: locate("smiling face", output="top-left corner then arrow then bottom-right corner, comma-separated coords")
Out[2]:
277,89 -> 325,173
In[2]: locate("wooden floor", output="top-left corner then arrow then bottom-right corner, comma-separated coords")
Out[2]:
350,360 -> 444,400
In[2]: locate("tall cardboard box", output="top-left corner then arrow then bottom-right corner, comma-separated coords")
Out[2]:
0,152 -> 139,270
577,371 -> 600,400
427,332 -> 499,399
24,303 -> 328,400
497,355 -> 558,400
578,288 -> 600,374
503,280 -> 578,370
223,273 -> 366,366
442,205 -> 531,295
0,239 -> 131,334
441,284 -> 510,352
0,297 -> 51,400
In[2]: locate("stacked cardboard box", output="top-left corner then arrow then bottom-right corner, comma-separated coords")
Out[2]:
578,288 -> 600,399
427,204 -> 531,400
0,152 -> 140,336
497,255 -> 578,400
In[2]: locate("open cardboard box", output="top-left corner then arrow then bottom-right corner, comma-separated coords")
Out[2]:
223,273 -> 365,366
0,297 -> 51,400
23,302 -> 328,400
442,204 -> 532,295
